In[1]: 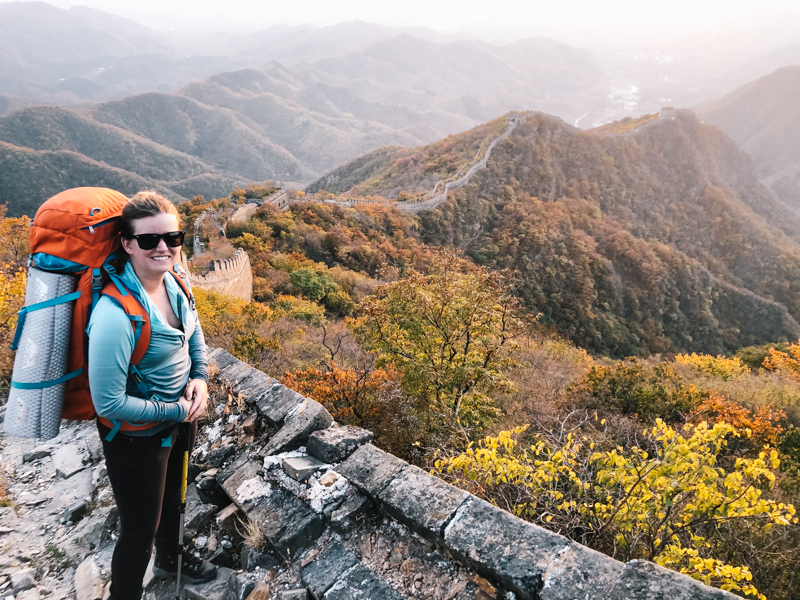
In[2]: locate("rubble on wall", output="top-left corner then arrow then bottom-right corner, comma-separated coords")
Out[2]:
0,348 -> 740,600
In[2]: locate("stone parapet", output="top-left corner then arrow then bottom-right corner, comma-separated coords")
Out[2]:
186,247 -> 253,301
208,348 -> 739,600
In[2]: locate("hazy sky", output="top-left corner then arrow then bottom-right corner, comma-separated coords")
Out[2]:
13,0 -> 800,47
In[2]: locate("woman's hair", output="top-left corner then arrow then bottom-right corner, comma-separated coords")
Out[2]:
120,191 -> 181,239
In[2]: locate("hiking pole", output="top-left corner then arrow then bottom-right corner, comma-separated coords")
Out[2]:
175,424 -> 190,599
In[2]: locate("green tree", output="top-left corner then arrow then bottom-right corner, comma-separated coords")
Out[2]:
289,267 -> 338,302
351,251 -> 525,440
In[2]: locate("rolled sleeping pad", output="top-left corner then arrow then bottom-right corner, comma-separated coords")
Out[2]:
4,267 -> 77,440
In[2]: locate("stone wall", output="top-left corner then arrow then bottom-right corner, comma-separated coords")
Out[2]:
209,347 -> 739,600
396,116 -> 520,213
226,202 -> 260,229
186,248 -> 253,302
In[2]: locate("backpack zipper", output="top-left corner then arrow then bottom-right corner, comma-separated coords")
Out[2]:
81,216 -> 120,234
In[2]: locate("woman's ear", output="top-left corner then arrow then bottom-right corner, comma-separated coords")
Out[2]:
121,236 -> 134,256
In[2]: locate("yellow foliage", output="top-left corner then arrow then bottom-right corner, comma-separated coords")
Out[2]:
193,288 -> 278,366
676,352 -> 751,380
0,264 -> 27,375
436,420 -> 796,598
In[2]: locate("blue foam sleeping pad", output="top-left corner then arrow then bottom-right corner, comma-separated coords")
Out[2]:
4,267 -> 76,440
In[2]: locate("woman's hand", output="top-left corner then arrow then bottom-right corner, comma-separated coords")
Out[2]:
177,396 -> 193,422
183,378 -> 209,422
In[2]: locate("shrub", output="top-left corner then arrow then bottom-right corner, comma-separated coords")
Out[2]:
436,420 -> 796,599
675,353 -> 751,380
568,358 -> 707,423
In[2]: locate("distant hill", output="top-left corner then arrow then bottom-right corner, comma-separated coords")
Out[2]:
0,83 -> 439,214
307,111 -> 800,356
699,66 -> 800,210
0,95 -> 36,117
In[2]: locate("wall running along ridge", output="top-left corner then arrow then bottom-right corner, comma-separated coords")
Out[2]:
265,113 -> 524,214
208,347 -> 739,600
182,248 -> 253,302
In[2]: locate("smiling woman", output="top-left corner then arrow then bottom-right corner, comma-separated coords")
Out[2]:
87,190 -> 217,597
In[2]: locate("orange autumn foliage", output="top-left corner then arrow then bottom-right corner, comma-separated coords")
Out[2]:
763,340 -> 800,380
690,393 -> 786,452
282,363 -> 400,426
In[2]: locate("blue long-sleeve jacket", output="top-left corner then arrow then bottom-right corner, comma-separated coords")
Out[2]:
87,262 -> 208,436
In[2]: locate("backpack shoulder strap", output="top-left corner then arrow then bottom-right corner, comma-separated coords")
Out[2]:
169,263 -> 194,309
101,276 -> 151,367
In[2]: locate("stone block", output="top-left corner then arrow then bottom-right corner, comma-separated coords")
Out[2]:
217,359 -> 255,388
606,560 -> 737,600
242,414 -> 257,434
184,566 -> 236,600
378,465 -> 469,542
264,399 -> 333,456
323,564 -> 404,600
208,348 -> 239,372
217,456 -> 263,506
209,547 -> 235,568
444,498 -> 569,600
215,504 -> 245,547
334,444 -> 406,500
75,556 -> 104,600
307,426 -> 374,464
241,546 -> 280,571
11,568 -> 36,593
185,483 -> 219,537
330,493 -> 369,532
53,443 -> 85,478
277,590 -> 308,600
207,439 -> 238,468
255,384 -> 306,427
63,500 -> 87,524
301,543 -> 359,599
283,456 -> 326,483
83,434 -> 103,463
234,369 -> 277,404
23,445 -> 53,462
226,572 -> 257,600
47,468 -> 92,512
540,543 -> 623,600
249,487 -> 326,559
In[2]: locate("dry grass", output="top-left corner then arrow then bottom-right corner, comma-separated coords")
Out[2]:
237,517 -> 265,550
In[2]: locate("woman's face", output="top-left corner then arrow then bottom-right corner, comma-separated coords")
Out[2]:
121,212 -> 181,281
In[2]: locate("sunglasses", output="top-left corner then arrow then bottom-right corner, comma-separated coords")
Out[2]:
127,231 -> 186,250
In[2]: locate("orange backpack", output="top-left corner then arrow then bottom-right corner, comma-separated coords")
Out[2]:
13,187 -> 193,436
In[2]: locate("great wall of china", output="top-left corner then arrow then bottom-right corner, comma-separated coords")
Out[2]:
255,113 -> 525,215
183,113 -> 522,304
181,247 -> 253,302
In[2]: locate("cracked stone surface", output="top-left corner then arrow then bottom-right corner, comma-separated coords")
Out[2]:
306,426 -> 373,464
334,444 -> 406,501
378,465 -> 469,542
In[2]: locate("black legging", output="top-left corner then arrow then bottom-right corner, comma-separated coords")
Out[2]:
97,420 -> 197,600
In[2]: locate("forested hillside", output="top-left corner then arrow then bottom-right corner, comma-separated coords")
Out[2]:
306,110 -> 800,356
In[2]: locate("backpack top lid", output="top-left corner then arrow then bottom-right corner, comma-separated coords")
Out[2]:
30,187 -> 129,270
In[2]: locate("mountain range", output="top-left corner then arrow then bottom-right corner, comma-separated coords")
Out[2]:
307,110 -> 800,356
